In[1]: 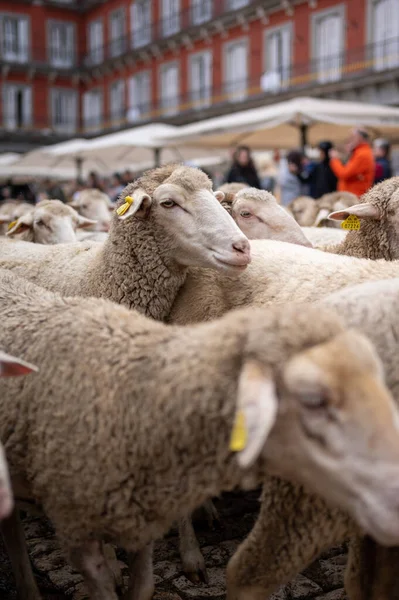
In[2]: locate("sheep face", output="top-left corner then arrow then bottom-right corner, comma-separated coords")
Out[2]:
231,189 -> 312,247
69,190 -> 113,232
0,350 -> 37,520
0,201 -> 32,236
6,200 -> 96,244
116,172 -> 252,273
264,329 -> 399,546
288,196 -> 319,226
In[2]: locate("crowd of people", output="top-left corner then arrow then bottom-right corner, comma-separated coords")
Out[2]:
0,129 -> 394,207
221,128 -> 394,206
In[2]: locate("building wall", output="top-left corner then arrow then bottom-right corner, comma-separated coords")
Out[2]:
0,0 -> 398,147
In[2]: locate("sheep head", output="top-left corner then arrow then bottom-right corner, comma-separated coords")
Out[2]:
113,164 -> 251,273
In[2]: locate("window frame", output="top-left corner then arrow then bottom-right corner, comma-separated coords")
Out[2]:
0,12 -> 30,63
223,37 -> 249,103
159,60 -> 180,116
188,50 -> 213,108
47,19 -> 76,68
50,87 -> 78,133
311,4 -> 346,83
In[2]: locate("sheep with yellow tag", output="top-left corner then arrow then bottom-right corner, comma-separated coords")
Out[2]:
2,268 -> 399,600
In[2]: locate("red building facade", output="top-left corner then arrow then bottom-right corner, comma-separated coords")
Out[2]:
0,0 -> 398,152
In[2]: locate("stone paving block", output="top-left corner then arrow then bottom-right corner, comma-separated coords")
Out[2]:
173,566 -> 226,597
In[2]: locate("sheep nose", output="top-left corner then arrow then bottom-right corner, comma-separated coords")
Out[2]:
232,238 -> 251,262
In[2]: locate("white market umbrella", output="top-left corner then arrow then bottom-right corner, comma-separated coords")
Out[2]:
154,97 -> 399,151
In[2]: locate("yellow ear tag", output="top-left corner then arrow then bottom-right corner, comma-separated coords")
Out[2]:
7,220 -> 17,231
116,196 -> 134,217
229,410 -> 247,452
341,215 -> 360,230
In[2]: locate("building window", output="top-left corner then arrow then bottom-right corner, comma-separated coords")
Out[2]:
131,0 -> 151,48
48,21 -> 75,68
87,19 -> 103,65
110,80 -> 125,125
128,71 -> 151,122
50,89 -> 77,133
262,25 -> 292,93
2,84 -> 32,130
224,40 -> 248,102
110,9 -> 125,58
160,62 -> 179,116
312,7 -> 344,83
226,0 -> 249,10
189,51 -> 212,108
162,0 -> 180,37
83,90 -> 102,131
370,0 -> 399,71
191,0 -> 212,25
1,15 -> 29,63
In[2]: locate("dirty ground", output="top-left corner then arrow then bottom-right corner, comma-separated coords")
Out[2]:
0,490 -> 347,600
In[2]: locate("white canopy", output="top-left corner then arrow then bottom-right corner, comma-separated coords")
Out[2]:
13,123 -> 227,178
155,97 -> 399,150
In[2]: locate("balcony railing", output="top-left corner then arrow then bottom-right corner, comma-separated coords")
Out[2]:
1,37 -> 399,137
0,0 -> 255,71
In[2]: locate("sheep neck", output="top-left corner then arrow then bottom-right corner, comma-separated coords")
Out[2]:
83,219 -> 186,321
330,222 -> 393,260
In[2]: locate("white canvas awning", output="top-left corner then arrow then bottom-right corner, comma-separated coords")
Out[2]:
154,97 -> 399,150
12,124 -> 228,178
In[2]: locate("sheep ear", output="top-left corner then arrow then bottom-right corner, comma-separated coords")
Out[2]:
0,351 -> 38,377
314,208 -> 330,227
329,203 -> 381,221
6,213 -> 34,237
231,360 -> 278,469
76,215 -> 98,229
214,191 -> 225,202
116,188 -> 152,221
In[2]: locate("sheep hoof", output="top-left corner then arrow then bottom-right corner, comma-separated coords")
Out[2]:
184,565 -> 209,585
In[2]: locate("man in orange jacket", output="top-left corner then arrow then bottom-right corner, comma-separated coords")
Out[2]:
329,128 -> 375,197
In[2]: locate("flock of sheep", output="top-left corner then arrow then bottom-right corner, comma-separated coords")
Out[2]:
1,165 -> 399,600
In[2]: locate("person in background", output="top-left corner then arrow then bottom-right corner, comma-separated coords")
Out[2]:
309,141 -> 338,199
224,145 -> 262,188
278,150 -> 309,206
43,178 -> 66,203
107,173 -> 124,202
373,138 -> 392,184
329,128 -> 375,197
88,171 -> 104,191
122,169 -> 134,185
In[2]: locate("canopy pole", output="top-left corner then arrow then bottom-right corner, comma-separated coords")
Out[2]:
75,156 -> 83,180
300,124 -> 308,152
154,147 -> 161,167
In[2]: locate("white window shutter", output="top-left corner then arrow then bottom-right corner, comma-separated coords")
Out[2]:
67,25 -> 74,65
18,19 -> 28,61
23,87 -> 32,127
4,86 -> 16,129
131,3 -> 138,47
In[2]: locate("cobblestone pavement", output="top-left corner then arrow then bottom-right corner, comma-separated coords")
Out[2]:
0,490 -> 348,600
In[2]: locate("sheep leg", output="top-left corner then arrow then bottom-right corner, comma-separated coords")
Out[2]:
69,540 -> 119,600
226,477 -> 352,600
178,515 -> 208,583
202,498 -> 221,529
123,542 -> 154,600
1,508 -> 42,600
345,535 -> 399,600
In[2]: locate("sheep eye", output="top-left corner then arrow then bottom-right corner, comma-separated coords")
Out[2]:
81,205 -> 87,210
161,200 -> 176,208
240,211 -> 252,218
36,220 -> 49,229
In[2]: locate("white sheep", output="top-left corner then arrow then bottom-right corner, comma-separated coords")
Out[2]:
0,165 -> 250,320
0,200 -> 32,236
169,239 -> 399,325
6,200 -> 97,244
69,189 -> 114,233
223,188 -> 312,247
2,270 -> 399,600
226,277 -> 399,600
313,191 -> 359,227
0,164 -> 250,581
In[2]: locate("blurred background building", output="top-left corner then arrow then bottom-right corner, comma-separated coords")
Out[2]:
0,0 -> 398,154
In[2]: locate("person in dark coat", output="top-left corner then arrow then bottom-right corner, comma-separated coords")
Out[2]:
373,139 -> 393,184
224,145 -> 261,189
310,141 -> 338,199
